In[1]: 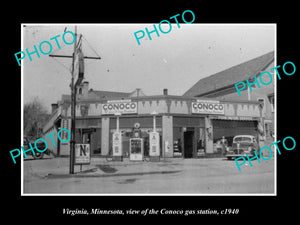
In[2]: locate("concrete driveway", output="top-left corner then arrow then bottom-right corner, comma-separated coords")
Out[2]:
23,156 -> 275,195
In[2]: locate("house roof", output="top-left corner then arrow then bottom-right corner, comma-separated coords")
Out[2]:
90,90 -> 131,100
60,89 -> 145,103
183,51 -> 275,97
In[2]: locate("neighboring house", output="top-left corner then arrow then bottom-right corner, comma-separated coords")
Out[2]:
184,51 -> 275,142
43,81 -> 133,156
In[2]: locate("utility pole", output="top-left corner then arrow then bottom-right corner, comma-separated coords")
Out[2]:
49,26 -> 101,174
69,26 -> 77,174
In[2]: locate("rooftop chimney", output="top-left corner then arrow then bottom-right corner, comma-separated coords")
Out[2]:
77,81 -> 89,97
51,103 -> 58,113
163,88 -> 168,96
82,81 -> 89,96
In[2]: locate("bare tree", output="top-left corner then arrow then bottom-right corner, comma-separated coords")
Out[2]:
24,97 -> 49,139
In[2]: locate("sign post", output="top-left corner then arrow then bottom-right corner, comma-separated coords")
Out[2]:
49,26 -> 101,174
69,26 -> 78,174
75,144 -> 91,165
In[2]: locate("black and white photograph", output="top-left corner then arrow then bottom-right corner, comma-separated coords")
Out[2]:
4,5 -> 298,221
21,24 -> 276,195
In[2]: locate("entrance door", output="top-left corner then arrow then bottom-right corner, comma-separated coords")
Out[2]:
184,130 -> 194,158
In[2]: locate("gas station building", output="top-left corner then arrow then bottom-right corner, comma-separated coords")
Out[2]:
43,81 -> 264,159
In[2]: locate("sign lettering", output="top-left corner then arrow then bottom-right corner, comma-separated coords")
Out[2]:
192,100 -> 225,115
75,144 -> 91,165
101,101 -> 137,115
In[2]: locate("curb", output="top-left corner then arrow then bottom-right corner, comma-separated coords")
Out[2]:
45,170 -> 181,179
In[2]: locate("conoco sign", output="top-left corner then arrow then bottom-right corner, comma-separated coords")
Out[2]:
101,100 -> 137,115
192,100 -> 225,115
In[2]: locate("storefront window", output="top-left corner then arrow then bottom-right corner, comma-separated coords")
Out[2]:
173,127 -> 182,157
196,127 -> 205,156
173,117 -> 205,158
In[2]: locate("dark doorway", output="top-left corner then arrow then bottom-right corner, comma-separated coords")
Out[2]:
184,130 -> 194,158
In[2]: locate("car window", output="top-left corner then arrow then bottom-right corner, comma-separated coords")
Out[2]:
234,137 -> 252,142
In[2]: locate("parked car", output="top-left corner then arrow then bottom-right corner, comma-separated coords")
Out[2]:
23,136 -> 51,159
225,135 -> 260,160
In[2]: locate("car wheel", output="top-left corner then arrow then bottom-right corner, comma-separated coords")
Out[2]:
256,150 -> 260,158
33,152 -> 44,159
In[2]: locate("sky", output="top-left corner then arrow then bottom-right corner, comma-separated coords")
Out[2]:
22,24 -> 275,113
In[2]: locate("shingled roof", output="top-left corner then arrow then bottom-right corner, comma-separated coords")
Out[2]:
89,90 -> 131,100
183,51 -> 274,97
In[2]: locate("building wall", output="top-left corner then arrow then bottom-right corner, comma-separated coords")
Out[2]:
42,126 -> 58,153
45,95 -> 263,157
216,90 -> 273,119
162,115 -> 173,157
212,62 -> 274,120
42,106 -> 61,133
169,100 -> 189,114
205,62 -> 275,140
59,118 -> 71,156
204,117 -> 214,154
222,102 -> 261,118
101,117 -> 110,156
91,128 -> 101,155
138,100 -> 167,114
61,98 -> 262,119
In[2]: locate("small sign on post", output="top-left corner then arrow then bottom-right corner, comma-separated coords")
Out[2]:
75,144 -> 91,165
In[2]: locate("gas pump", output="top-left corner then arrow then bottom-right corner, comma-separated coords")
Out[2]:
112,113 -> 123,161
112,131 -> 122,161
129,123 -> 143,161
149,131 -> 160,161
149,111 -> 160,161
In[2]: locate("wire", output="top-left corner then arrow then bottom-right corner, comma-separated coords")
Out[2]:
50,38 -> 73,73
82,36 -> 101,58
51,56 -> 72,73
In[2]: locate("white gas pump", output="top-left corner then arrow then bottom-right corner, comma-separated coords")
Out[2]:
112,132 -> 122,155
149,132 -> 160,160
112,113 -> 123,161
149,111 -> 160,161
